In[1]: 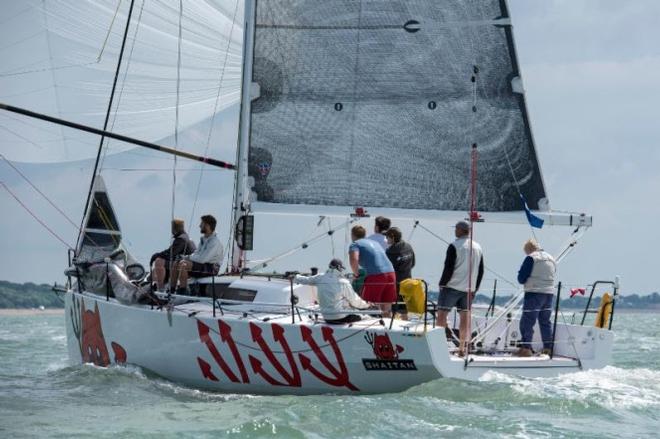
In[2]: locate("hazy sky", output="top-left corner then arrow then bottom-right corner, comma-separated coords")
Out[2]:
1,1 -> 658,295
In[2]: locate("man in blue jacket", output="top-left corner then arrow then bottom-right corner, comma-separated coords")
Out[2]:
516,239 -> 557,357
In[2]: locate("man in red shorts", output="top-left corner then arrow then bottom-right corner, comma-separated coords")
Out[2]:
348,225 -> 396,317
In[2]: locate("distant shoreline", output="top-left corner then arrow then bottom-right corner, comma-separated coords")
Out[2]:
0,308 -> 64,317
0,307 -> 656,318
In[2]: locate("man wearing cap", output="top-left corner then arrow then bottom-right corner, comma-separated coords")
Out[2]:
437,220 -> 484,356
150,219 -> 196,292
349,225 -> 397,317
516,239 -> 557,357
294,259 -> 371,324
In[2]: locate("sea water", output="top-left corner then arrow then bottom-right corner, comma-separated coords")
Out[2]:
0,312 -> 658,438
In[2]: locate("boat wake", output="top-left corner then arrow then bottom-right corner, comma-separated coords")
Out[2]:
479,366 -> 660,409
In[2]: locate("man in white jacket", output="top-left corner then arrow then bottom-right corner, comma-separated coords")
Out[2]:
294,259 -> 371,324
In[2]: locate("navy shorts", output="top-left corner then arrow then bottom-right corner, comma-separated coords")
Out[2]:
190,262 -> 219,278
437,287 -> 469,312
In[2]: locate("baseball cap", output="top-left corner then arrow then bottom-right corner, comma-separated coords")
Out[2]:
455,220 -> 470,231
328,258 -> 345,271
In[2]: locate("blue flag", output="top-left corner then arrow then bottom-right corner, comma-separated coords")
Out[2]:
520,195 -> 544,229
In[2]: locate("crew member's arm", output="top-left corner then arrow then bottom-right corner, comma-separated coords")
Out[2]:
385,247 -> 396,269
293,274 -> 319,286
476,255 -> 484,291
169,236 -> 187,258
439,244 -> 456,287
517,256 -> 534,284
349,250 -> 360,277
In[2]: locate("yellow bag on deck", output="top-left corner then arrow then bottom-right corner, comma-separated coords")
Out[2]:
595,292 -> 613,328
399,279 -> 426,314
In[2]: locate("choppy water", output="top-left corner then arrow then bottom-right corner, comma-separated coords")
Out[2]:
0,312 -> 658,438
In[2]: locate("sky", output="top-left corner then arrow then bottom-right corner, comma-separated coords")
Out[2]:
0,1 -> 659,295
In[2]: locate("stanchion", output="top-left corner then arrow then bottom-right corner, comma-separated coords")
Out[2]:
105,260 -> 110,301
550,282 -> 562,359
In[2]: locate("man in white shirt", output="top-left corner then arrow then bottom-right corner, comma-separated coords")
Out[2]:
437,220 -> 484,357
294,259 -> 371,324
367,216 -> 391,250
171,214 -> 223,294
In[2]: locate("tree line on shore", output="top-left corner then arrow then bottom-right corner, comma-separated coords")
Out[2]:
0,280 -> 658,310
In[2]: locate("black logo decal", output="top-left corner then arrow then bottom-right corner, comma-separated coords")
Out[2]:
403,20 -> 421,33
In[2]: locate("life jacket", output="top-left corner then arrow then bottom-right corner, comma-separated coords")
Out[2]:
524,250 -> 556,294
446,236 -> 482,293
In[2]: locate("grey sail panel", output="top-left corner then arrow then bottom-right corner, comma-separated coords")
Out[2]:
247,0 -> 547,212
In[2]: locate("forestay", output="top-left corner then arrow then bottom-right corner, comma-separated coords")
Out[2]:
246,0 -> 547,214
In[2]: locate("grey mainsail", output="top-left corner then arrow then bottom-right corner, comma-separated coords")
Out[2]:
246,0 -> 547,212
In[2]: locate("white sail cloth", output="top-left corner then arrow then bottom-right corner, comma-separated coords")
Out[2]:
0,0 -> 243,163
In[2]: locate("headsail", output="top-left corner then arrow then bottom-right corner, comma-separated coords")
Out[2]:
245,0 -> 547,213
77,176 -> 124,262
0,0 -> 243,163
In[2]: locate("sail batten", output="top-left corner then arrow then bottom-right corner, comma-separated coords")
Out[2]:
246,0 -> 547,213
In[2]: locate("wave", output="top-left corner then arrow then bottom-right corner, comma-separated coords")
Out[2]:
479,366 -> 660,410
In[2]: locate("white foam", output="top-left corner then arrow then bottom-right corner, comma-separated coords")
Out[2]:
509,366 -> 660,409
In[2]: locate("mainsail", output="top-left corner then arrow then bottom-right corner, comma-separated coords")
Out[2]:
245,0 -> 547,213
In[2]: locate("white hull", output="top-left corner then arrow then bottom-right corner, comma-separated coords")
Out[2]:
64,277 -> 614,395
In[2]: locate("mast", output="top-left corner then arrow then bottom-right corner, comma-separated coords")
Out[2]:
230,0 -> 257,271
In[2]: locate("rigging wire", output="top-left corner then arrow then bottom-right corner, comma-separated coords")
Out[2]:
97,0 -> 125,62
99,0 -> 146,170
76,0 -> 137,253
169,0 -> 183,264
0,124 -> 45,151
0,153 -> 78,230
0,61 -> 98,78
247,219 -> 357,272
327,217 -> 336,258
1,181 -> 73,249
502,141 -> 539,242
187,0 -> 241,235
413,220 -> 517,288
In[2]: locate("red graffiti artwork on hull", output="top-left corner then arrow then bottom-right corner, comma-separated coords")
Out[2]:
71,296 -> 127,367
197,320 -> 358,391
80,302 -> 111,366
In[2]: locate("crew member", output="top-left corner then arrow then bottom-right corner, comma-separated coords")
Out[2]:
367,216 -> 391,250
385,227 -> 415,319
150,219 -> 195,292
171,215 -> 223,294
516,239 -> 557,357
437,220 -> 484,357
294,259 -> 371,324
349,225 -> 396,317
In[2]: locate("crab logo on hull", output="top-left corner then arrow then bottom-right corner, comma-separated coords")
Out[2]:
362,332 -> 417,371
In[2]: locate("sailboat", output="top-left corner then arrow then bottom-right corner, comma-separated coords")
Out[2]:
1,0 -> 618,395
